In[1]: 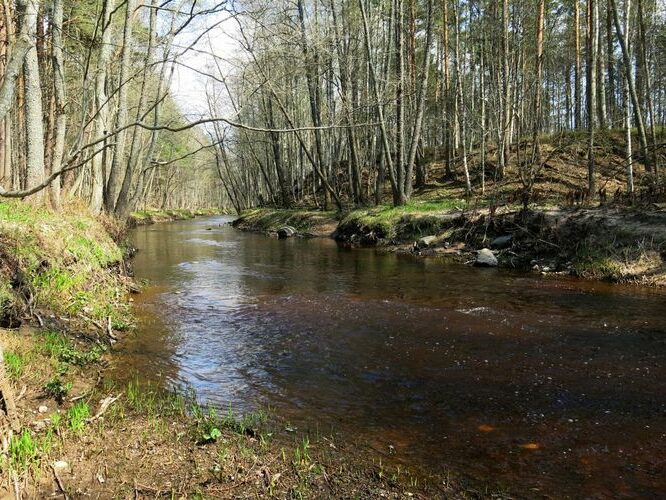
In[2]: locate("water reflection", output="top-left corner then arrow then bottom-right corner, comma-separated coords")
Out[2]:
111,216 -> 666,497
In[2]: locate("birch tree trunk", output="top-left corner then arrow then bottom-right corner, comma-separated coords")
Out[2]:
574,0 -> 582,129
586,0 -> 597,195
623,0 -> 634,193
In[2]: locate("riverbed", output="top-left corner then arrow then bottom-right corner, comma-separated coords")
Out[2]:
113,215 -> 666,497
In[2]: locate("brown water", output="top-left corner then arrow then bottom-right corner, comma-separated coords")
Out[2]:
115,215 -> 666,498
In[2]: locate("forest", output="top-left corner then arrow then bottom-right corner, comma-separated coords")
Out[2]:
0,0 -> 663,215
205,0 -> 666,213
0,0 -> 222,215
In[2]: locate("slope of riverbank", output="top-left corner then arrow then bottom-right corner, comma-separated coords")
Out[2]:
233,202 -> 666,286
128,208 -> 225,226
0,201 -> 451,498
0,201 -> 131,331
232,207 -> 339,237
1,326 -> 451,498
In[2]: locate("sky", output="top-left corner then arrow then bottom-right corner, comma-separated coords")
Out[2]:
169,8 -> 242,119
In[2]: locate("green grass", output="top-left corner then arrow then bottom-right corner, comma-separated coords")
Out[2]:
42,331 -> 104,366
573,248 -> 623,279
7,430 -> 39,472
238,208 -> 337,233
67,401 -> 90,432
4,351 -> 24,379
130,208 -> 220,223
0,201 -> 129,327
339,199 -> 466,240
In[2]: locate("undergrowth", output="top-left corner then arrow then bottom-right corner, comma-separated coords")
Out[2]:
339,199 -> 466,240
0,201 -> 131,329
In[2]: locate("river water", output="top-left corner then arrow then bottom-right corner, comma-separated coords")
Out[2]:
114,215 -> 666,497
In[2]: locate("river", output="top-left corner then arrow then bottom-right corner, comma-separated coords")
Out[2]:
112,215 -> 666,497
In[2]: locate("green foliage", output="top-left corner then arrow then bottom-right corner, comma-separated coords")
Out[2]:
293,436 -> 311,468
574,247 -> 623,279
42,331 -> 104,366
238,208 -> 337,233
7,431 -> 39,472
129,208 -> 199,224
67,401 -> 90,432
339,199 -> 465,240
4,352 -> 24,379
49,412 -> 62,431
0,201 -> 129,326
194,406 -> 223,444
44,377 -> 73,402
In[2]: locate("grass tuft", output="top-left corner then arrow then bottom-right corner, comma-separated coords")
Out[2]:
4,351 -> 24,379
67,401 -> 90,432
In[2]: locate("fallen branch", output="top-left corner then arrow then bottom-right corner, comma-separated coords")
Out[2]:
15,385 -> 27,402
87,394 -> 121,422
12,472 -> 20,500
106,316 -> 117,341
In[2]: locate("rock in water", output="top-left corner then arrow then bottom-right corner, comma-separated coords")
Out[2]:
417,235 -> 438,249
490,234 -> 513,249
277,226 -> 297,239
475,248 -> 498,267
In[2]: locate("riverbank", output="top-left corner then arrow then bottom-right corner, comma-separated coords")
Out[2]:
233,203 -> 666,286
0,201 -> 452,497
1,325 -> 454,498
232,207 -> 339,237
128,208 -> 226,226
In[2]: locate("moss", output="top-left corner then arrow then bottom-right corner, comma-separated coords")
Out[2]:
236,208 -> 337,233
339,199 -> 466,240
572,236 -> 664,282
129,208 -> 223,226
573,247 -> 624,280
0,201 -> 129,328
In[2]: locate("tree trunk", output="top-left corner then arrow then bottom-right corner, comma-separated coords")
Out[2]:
453,0 -> 471,194
359,0 -> 399,204
105,0 -> 136,212
586,0 -> 597,196
49,0 -> 65,209
90,0 -> 114,213
622,0 -> 634,193
499,0 -> 511,179
21,0 -> 45,204
115,0 -> 157,218
395,0 -> 406,205
574,0 -> 582,129
405,0 -> 433,199
609,0 -> 651,174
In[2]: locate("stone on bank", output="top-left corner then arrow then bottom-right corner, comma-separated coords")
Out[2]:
475,248 -> 498,267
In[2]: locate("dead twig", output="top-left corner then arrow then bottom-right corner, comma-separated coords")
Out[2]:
12,472 -> 20,500
15,385 -> 27,401
87,394 -> 121,422
106,316 -> 117,341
